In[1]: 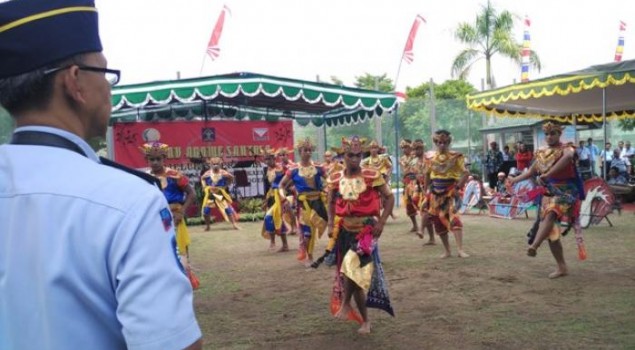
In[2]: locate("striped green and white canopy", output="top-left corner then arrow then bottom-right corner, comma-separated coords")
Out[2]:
111,72 -> 398,127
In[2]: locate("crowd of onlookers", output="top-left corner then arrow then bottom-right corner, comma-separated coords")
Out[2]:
478,137 -> 634,194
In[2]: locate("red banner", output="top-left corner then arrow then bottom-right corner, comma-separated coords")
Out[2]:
112,120 -> 294,168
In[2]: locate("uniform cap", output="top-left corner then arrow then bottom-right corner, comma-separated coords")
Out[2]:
0,0 -> 102,78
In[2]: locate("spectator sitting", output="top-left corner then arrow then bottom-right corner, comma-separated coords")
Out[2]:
607,167 -> 628,185
610,149 -> 630,176
495,172 -> 509,196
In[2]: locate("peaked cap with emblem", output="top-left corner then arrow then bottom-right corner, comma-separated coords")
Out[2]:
0,0 -> 102,78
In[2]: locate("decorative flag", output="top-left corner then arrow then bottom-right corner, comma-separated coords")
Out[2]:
206,5 -> 231,61
402,14 -> 426,64
614,20 -> 626,62
395,91 -> 407,103
520,16 -> 531,82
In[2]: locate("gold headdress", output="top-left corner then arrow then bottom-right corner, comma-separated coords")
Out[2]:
542,121 -> 564,134
399,139 -> 411,149
140,142 -> 169,157
276,147 -> 291,156
260,146 -> 277,157
340,136 -> 368,154
208,157 -> 223,165
295,137 -> 315,150
369,140 -> 380,149
433,131 -> 452,144
324,150 -> 333,157
411,140 -> 425,149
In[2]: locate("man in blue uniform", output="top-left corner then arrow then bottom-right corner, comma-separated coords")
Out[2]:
0,1 -> 202,349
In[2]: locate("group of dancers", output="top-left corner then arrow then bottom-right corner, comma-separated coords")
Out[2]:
140,121 -> 582,334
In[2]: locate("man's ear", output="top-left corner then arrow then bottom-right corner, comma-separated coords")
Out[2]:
61,66 -> 87,105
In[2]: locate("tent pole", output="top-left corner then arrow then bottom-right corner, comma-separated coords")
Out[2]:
394,105 -> 401,207
323,115 -> 327,151
602,88 -> 607,179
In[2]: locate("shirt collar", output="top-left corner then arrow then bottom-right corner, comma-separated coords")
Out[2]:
13,126 -> 101,163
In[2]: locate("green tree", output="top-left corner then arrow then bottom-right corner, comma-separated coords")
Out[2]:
618,119 -> 635,131
354,73 -> 394,92
451,0 -> 541,89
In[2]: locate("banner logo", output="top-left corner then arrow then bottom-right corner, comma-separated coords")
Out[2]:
202,127 -> 216,142
252,128 -> 269,141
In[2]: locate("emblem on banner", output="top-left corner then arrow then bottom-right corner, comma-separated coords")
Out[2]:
202,127 -> 216,142
252,128 -> 269,141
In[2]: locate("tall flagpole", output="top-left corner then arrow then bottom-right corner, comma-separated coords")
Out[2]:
199,54 -> 207,76
392,14 -> 425,207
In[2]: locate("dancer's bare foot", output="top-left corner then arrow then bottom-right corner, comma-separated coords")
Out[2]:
409,227 -> 417,233
334,304 -> 352,320
232,224 -> 240,230
548,269 -> 568,279
423,239 -> 436,245
204,227 -> 210,232
457,250 -> 470,258
303,259 -> 314,268
527,247 -> 537,257
439,252 -> 451,259
391,214 -> 398,220
357,322 -> 371,334
297,250 -> 306,261
268,244 -> 276,252
415,231 -> 424,239
277,246 -> 289,253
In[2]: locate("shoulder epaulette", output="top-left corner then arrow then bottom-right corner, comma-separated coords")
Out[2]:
100,157 -> 161,189
361,167 -> 381,179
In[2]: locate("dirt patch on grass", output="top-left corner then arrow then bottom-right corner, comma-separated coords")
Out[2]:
189,209 -> 635,349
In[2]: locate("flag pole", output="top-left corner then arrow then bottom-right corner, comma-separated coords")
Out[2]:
392,14 -> 424,207
199,54 -> 207,76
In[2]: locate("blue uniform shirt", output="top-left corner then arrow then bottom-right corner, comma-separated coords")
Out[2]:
0,126 -> 201,350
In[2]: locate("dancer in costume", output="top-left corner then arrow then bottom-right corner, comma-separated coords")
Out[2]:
261,146 -> 290,252
399,139 -> 419,232
142,141 -> 199,289
509,122 -> 585,278
279,138 -> 328,267
327,136 -> 395,334
362,140 -> 393,180
410,139 -> 435,244
201,157 -> 240,230
277,147 -> 298,235
362,140 -> 397,220
323,150 -> 344,175
422,130 -> 470,258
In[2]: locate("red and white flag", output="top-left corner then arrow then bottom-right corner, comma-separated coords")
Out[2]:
206,5 -> 231,61
402,14 -> 426,64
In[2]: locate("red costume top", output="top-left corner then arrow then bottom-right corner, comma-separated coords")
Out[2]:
328,168 -> 384,218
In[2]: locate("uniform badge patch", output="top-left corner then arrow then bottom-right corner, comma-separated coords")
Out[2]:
160,208 -> 172,231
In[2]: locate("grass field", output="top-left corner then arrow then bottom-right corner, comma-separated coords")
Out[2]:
187,208 -> 635,349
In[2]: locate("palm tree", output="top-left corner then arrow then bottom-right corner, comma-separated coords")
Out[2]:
451,0 -> 541,89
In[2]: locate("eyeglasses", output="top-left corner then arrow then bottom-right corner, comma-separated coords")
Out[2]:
44,65 -> 121,86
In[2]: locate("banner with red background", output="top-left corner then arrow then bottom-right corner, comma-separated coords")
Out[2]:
112,120 -> 294,168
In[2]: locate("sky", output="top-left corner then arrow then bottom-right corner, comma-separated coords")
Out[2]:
98,0 -> 634,92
